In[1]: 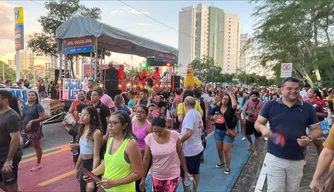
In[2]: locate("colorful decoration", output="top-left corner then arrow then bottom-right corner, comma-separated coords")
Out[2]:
183,68 -> 203,88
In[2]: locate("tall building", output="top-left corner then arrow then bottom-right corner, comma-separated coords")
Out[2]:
16,50 -> 34,71
222,13 -> 240,74
178,4 -> 240,76
208,7 -> 224,67
178,3 -> 209,77
240,33 -> 251,73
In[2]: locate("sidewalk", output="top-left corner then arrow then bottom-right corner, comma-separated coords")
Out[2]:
232,140 -> 319,192
145,133 -> 251,192
299,144 -> 318,192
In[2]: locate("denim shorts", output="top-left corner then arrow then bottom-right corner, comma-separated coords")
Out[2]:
214,129 -> 234,144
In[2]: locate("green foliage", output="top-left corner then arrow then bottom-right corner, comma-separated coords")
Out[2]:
0,61 -> 17,81
236,71 -> 274,86
251,0 -> 334,87
27,0 -> 101,57
188,56 -> 274,86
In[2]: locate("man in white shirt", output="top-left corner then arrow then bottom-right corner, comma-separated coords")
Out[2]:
300,83 -> 310,101
180,96 -> 204,192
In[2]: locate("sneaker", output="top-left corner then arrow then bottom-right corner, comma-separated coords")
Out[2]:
241,137 -> 246,141
224,168 -> 230,175
264,137 -> 268,141
304,160 -> 307,166
216,163 -> 225,168
31,164 -> 43,172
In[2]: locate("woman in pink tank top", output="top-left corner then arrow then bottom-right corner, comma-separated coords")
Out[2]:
132,105 -> 152,192
132,105 -> 152,154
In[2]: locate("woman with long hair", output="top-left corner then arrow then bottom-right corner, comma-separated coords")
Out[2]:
84,111 -> 144,191
210,93 -> 237,175
306,88 -> 326,155
132,105 -> 152,191
75,106 -> 102,192
114,95 -> 131,115
140,117 -> 191,192
22,91 -> 46,171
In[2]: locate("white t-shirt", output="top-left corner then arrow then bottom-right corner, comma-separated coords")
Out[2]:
181,109 -> 204,157
201,93 -> 211,103
300,90 -> 307,101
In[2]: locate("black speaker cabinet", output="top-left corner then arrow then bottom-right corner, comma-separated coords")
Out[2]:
104,80 -> 119,91
172,75 -> 180,89
104,69 -> 118,80
106,89 -> 122,101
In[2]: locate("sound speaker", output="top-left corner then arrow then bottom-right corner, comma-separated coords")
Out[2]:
172,75 -> 180,89
104,80 -> 119,91
104,69 -> 118,80
106,89 -> 122,101
55,69 -> 60,85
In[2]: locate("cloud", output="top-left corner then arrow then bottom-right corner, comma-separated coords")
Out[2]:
137,23 -> 153,27
0,2 -> 16,39
111,9 -> 123,15
111,7 -> 148,15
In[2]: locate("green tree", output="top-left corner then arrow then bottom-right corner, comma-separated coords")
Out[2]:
250,0 -> 334,87
27,0 -> 101,77
0,61 -> 17,81
189,56 -> 223,83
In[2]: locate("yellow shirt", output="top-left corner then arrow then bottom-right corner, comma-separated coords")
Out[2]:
103,138 -> 134,192
326,96 -> 334,103
177,101 -> 203,116
324,125 -> 334,168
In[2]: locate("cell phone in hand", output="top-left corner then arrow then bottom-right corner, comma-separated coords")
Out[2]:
83,168 -> 101,182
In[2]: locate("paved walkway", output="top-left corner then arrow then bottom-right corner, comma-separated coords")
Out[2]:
145,133 -> 251,192
17,131 -> 252,192
299,145 -> 318,192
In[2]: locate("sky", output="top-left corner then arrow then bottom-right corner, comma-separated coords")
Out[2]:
0,0 -> 256,66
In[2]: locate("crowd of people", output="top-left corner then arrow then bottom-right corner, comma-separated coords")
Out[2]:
0,76 -> 334,192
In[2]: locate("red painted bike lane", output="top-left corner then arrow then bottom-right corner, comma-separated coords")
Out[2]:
18,147 -> 80,192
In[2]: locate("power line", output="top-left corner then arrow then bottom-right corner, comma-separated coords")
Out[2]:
29,0 -> 44,7
117,0 -> 194,38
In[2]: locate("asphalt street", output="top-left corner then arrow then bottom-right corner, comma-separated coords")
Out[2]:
23,122 -> 72,156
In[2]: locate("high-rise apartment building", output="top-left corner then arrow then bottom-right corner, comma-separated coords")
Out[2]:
240,33 -> 251,73
222,13 -> 240,74
16,50 -> 35,71
178,3 -> 209,77
208,7 -> 224,67
178,4 -> 240,76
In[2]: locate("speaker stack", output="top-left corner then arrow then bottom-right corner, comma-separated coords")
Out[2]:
172,75 -> 180,89
104,69 -> 122,99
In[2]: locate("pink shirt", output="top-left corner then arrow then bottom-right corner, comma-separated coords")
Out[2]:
100,94 -> 115,109
132,120 -> 149,152
145,130 -> 180,180
246,99 -> 264,122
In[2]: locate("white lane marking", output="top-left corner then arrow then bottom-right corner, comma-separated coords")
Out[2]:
255,153 -> 268,191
